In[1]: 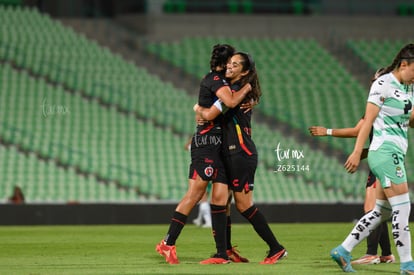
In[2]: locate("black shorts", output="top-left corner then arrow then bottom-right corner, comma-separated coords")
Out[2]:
224,152 -> 257,192
366,170 -> 377,188
188,132 -> 227,183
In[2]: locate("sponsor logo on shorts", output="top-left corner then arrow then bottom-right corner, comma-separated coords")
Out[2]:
204,166 -> 214,178
396,166 -> 404,178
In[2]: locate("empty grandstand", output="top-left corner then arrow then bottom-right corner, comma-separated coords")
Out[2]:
1,1 -> 414,220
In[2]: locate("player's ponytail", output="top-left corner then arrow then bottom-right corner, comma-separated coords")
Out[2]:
380,43 -> 414,77
210,44 -> 235,71
371,67 -> 385,83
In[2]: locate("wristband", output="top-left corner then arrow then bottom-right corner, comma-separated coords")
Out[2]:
326,129 -> 332,136
213,99 -> 223,112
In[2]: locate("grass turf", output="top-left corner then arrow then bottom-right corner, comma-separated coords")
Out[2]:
0,223 -> 403,274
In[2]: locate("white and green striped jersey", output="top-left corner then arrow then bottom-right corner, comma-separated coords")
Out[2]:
368,73 -> 414,154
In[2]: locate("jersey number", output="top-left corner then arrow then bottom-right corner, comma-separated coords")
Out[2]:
392,153 -> 400,165
403,100 -> 412,114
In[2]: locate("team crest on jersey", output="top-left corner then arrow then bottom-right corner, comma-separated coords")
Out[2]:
396,166 -> 404,178
204,166 -> 214,177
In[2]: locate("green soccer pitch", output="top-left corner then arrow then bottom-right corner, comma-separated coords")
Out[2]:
0,223 -> 405,274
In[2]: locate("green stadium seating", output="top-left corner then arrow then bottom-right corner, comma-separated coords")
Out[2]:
0,62 -> 191,202
0,145 -> 143,203
144,36 -> 414,199
8,6 -> 412,203
145,37 -> 368,156
347,39 -> 412,71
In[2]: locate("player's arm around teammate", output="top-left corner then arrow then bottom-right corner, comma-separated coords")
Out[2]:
196,52 -> 287,265
156,44 -> 250,265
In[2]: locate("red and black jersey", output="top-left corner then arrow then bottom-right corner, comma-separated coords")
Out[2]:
189,70 -> 229,183
197,70 -> 229,134
222,81 -> 257,157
